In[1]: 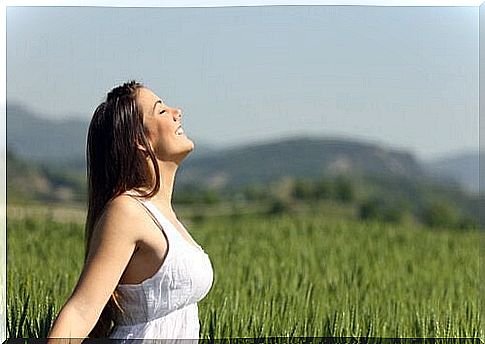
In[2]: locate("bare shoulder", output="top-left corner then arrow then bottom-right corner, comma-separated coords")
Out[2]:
93,194 -> 149,245
66,194 -> 152,320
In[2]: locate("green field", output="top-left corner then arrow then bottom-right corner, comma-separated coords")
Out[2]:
6,204 -> 482,339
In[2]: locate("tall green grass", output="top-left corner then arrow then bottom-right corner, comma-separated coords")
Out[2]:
7,211 -> 481,338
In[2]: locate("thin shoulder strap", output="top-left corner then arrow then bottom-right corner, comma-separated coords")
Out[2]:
127,195 -> 167,236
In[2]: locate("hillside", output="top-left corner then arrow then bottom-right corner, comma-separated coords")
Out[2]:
178,136 -> 427,189
6,150 -> 86,204
421,151 -> 480,195
7,102 -> 478,194
6,134 -> 472,198
6,102 -> 217,169
7,103 -> 89,168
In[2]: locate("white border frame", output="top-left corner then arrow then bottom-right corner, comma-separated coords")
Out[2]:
1,1 -> 482,342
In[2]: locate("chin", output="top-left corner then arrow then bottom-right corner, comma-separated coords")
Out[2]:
185,136 -> 195,152
179,138 -> 195,158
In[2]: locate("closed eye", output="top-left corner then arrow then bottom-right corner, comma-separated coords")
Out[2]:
154,99 -> 166,115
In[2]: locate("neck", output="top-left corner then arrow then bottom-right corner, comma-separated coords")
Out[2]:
144,159 -> 179,214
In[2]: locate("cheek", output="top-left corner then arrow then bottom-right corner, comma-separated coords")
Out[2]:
149,121 -> 170,139
155,124 -> 178,149
160,123 -> 176,140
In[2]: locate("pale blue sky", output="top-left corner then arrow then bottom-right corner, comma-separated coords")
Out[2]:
6,5 -> 478,160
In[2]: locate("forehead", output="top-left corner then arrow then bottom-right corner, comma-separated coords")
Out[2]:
137,88 -> 161,112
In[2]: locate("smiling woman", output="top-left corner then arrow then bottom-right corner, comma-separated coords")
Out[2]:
46,80 -> 214,341
136,87 -> 194,164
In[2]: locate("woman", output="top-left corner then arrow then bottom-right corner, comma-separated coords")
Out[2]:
47,80 -> 214,340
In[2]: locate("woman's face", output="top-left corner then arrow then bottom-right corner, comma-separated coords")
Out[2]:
137,87 -> 194,162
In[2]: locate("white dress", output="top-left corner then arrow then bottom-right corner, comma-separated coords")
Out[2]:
108,192 -> 214,342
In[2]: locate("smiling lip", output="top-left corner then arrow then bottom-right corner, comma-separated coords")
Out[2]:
175,125 -> 185,135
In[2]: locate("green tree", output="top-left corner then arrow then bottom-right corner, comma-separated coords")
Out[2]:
420,200 -> 460,228
334,175 -> 354,203
292,179 -> 314,200
202,190 -> 220,205
267,198 -> 291,215
456,216 -> 478,229
314,178 -> 333,199
359,198 -> 381,221
359,197 -> 404,224
243,184 -> 269,201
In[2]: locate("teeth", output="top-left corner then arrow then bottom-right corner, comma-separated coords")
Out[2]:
176,127 -> 185,135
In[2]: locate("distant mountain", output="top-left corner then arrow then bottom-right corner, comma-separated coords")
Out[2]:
6,103 -> 478,197
6,102 -> 218,167
6,149 -> 86,204
421,151 -> 480,195
7,103 -> 89,167
177,136 -> 427,189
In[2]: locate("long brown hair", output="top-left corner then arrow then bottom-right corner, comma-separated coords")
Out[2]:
85,80 -> 161,337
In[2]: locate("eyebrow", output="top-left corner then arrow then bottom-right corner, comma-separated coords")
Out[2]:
152,99 -> 163,113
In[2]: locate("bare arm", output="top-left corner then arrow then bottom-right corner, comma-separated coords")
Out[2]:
47,196 -> 143,339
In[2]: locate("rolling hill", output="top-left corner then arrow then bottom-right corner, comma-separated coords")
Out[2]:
178,136 -> 426,189
6,102 -> 218,170
6,102 -> 479,200
421,151 -> 480,195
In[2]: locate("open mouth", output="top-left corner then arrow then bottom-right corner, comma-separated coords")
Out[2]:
175,126 -> 185,136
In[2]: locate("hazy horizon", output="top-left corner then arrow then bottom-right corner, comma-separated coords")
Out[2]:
7,5 -> 478,160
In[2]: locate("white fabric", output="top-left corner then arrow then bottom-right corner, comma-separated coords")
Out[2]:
108,193 -> 214,342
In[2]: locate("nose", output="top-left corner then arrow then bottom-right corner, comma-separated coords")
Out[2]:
174,108 -> 182,120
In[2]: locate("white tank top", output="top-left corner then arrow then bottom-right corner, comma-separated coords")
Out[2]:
108,192 -> 214,341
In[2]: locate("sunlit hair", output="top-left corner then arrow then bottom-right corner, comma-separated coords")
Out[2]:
85,80 -> 161,337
